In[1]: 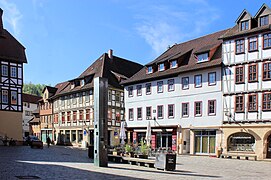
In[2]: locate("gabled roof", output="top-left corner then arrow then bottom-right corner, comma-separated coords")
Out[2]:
121,29 -> 228,85
0,8 -> 27,64
50,52 -> 143,98
254,3 -> 271,18
235,9 -> 252,23
22,93 -> 42,104
42,86 -> 58,94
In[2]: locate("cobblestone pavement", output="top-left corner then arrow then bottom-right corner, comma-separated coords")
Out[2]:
0,145 -> 270,180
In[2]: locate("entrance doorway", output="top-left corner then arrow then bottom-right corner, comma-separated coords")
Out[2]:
195,130 -> 216,154
156,133 -> 172,150
267,134 -> 271,158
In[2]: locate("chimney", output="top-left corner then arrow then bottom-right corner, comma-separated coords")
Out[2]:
108,49 -> 113,60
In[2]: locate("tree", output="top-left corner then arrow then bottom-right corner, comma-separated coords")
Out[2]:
23,82 -> 47,96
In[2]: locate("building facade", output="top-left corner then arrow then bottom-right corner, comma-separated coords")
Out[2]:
122,30 -> 227,155
22,93 -> 40,138
39,86 -> 56,143
29,109 -> 41,138
51,50 -> 142,147
0,8 -> 27,141
221,4 -> 271,160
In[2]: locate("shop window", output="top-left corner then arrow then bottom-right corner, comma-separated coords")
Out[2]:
228,132 -> 255,152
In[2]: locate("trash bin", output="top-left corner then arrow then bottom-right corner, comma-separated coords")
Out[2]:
155,152 -> 176,171
88,145 -> 94,159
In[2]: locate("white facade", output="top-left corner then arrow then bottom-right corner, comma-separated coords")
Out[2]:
223,34 -> 271,122
124,66 -> 223,155
22,102 -> 38,137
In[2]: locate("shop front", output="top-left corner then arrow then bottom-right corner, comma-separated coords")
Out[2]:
194,130 -> 216,155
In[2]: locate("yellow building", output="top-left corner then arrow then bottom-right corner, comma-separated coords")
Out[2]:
0,8 -> 27,142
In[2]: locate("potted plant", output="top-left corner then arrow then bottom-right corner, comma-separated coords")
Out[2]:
113,147 -> 118,156
125,144 -> 135,157
139,140 -> 148,159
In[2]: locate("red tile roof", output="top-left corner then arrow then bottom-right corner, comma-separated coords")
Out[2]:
22,93 -> 41,104
121,29 -> 228,85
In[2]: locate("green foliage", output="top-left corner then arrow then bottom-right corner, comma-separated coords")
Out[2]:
125,144 -> 132,153
23,82 -> 47,96
140,140 -> 148,155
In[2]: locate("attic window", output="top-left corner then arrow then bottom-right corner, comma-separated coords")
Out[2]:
170,60 -> 177,68
197,53 -> 208,63
260,15 -> 269,26
241,20 -> 249,31
147,66 -> 153,74
158,63 -> 165,71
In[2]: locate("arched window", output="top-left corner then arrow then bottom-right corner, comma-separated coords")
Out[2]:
228,132 -> 255,152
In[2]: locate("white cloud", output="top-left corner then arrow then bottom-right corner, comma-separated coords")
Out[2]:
133,0 -> 220,56
0,0 -> 23,36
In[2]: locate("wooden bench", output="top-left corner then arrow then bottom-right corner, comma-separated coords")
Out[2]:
220,153 -> 257,161
122,157 -> 155,168
107,155 -> 155,168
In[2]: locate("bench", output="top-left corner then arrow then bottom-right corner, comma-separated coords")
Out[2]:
220,153 -> 257,161
107,154 -> 155,168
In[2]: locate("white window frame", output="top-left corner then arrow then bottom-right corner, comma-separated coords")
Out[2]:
197,53 -> 208,63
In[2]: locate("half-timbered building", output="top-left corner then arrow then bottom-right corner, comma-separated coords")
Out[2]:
51,50 -> 142,147
221,3 -> 271,160
0,8 -> 27,141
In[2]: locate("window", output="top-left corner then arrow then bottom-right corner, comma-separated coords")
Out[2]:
146,83 -> 151,95
168,104 -> 174,118
67,112 -> 71,122
182,77 -> 189,89
61,97 -> 65,107
260,15 -> 269,26
137,85 -> 142,96
108,91 -> 112,101
236,39 -> 244,54
72,94 -> 77,104
195,102 -> 202,116
137,107 -> 142,120
86,109 -> 90,120
194,75 -> 202,88
54,114 -> 58,123
263,33 -> 271,49
116,92 -> 120,102
168,79 -> 174,91
197,53 -> 208,63
61,112 -> 65,123
228,132 -> 255,152
171,60 -> 177,68
79,110 -> 83,120
2,90 -> 8,104
147,66 -> 153,74
248,64 -> 258,82
129,108 -> 133,120
262,93 -> 271,111
248,94 -> 258,112
241,20 -> 249,31
208,100 -> 216,115
157,105 -> 163,119
235,66 -> 244,83
182,103 -> 189,117
146,107 -> 152,119
10,67 -> 17,77
11,91 -> 17,105
248,37 -> 257,51
263,62 -> 271,80
73,111 -> 77,122
79,94 -> 83,104
157,81 -> 163,93
235,95 -> 244,112
158,63 -> 165,71
208,72 -> 216,86
128,86 -> 133,97
1,65 -> 8,76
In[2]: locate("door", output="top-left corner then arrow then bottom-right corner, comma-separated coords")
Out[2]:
267,135 -> 271,158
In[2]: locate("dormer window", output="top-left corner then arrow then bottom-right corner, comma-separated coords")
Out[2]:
260,15 -> 269,26
241,20 -> 249,31
158,63 -> 165,71
170,60 -> 177,68
147,66 -> 153,74
197,53 -> 208,63
81,80 -> 84,87
71,82 -> 75,89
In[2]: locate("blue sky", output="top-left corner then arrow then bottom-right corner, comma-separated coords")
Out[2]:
0,0 -> 268,86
